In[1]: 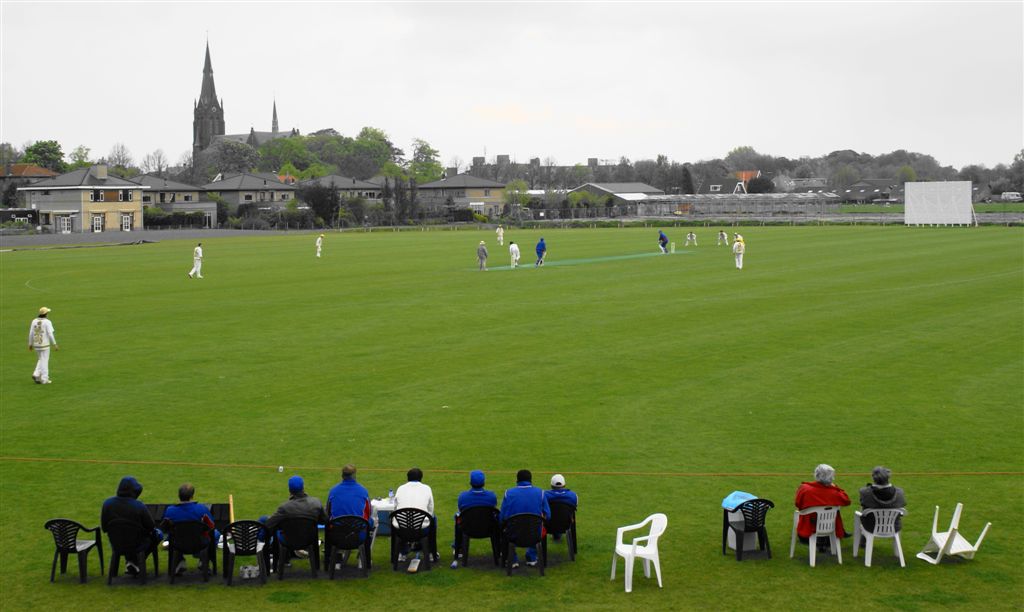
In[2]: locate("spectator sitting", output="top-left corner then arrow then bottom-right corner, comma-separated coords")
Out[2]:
100,476 -> 162,577
500,469 -> 551,568
263,475 -> 326,560
794,463 -> 851,551
326,464 -> 373,542
450,469 -> 498,566
859,465 -> 906,534
394,467 -> 439,562
163,482 -> 220,576
544,474 -> 579,542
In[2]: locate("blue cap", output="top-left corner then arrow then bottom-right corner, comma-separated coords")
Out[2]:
470,470 -> 485,488
288,475 -> 304,494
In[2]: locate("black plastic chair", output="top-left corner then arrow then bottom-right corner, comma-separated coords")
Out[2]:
544,502 -> 578,562
222,520 -> 267,585
389,508 -> 432,572
105,519 -> 160,585
274,517 -> 320,579
164,520 -> 215,583
44,519 -> 104,583
456,506 -> 500,567
722,498 -> 774,561
323,516 -> 371,579
502,513 -> 546,576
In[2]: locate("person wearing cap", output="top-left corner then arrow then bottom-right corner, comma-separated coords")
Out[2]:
658,230 -> 669,254
394,467 -> 438,562
495,225 -> 504,246
499,469 -> 550,567
450,470 -> 498,567
263,475 -> 326,555
28,307 -> 58,384
509,241 -> 521,269
315,233 -> 324,258
326,464 -> 373,542
187,242 -> 204,278
477,240 -> 488,271
544,474 -> 579,543
717,230 -> 729,246
731,234 -> 745,269
535,237 -> 546,267
685,231 -> 697,246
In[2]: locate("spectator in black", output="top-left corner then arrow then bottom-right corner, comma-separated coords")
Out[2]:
100,476 -> 162,576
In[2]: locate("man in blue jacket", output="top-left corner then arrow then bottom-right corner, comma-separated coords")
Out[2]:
163,483 -> 219,576
658,230 -> 669,253
100,476 -> 162,576
544,474 -> 579,542
535,238 -> 546,267
500,469 -> 550,567
327,464 -> 373,542
450,470 -> 498,568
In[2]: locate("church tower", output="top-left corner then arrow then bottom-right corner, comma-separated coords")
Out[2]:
272,99 -> 279,133
192,42 -> 225,170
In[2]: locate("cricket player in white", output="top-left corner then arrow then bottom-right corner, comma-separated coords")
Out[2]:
732,234 -> 745,269
188,243 -> 204,278
28,307 -> 58,384
495,225 -> 504,246
509,241 -> 521,268
717,230 -> 729,246
316,234 -> 324,258
685,231 -> 697,246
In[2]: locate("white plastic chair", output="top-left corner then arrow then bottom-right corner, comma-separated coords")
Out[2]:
610,513 -> 667,593
916,503 -> 991,565
853,508 -> 906,567
789,506 -> 842,566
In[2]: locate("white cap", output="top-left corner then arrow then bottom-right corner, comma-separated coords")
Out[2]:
551,474 -> 565,488
38,307 -> 51,315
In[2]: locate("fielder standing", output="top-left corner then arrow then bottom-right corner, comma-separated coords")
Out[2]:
496,225 -> 504,246
477,240 -> 489,271
187,242 -> 204,278
535,237 -> 546,267
732,234 -> 745,269
685,231 -> 697,246
509,241 -> 521,268
717,230 -> 729,246
28,307 -> 58,384
316,233 -> 324,258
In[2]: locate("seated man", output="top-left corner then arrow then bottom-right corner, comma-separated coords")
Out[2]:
326,464 -> 374,542
100,476 -> 162,576
163,482 -> 219,576
795,463 -> 851,551
263,475 -> 326,561
394,467 -> 438,562
859,465 -> 906,534
500,469 -> 551,568
544,474 -> 579,542
450,469 -> 498,567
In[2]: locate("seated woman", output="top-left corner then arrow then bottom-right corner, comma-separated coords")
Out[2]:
795,464 -> 851,550
859,465 -> 906,533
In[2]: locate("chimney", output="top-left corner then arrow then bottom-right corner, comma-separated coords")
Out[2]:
91,165 -> 108,180
445,167 -> 458,178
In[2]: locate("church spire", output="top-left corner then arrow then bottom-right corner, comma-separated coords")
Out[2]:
198,41 -> 219,107
272,99 -> 279,133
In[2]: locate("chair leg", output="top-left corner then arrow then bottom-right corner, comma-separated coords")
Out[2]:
624,555 -> 634,593
642,558 -> 651,578
567,529 -> 575,562
78,550 -> 89,583
60,550 -> 69,576
50,550 -> 59,582
168,550 -> 177,583
391,536 -> 398,572
138,552 -> 148,585
225,552 -> 235,586
894,534 -> 906,567
722,513 -> 728,555
652,556 -> 663,588
277,543 -> 286,580
309,545 -> 318,579
610,553 -> 617,581
789,515 -> 798,559
201,550 -> 210,582
735,530 -> 743,561
853,519 -> 862,558
96,540 -> 104,576
506,543 -> 514,576
864,534 -> 874,567
108,553 -> 120,585
809,541 -> 817,567
763,529 -> 772,559
461,534 -> 470,567
834,534 -> 843,565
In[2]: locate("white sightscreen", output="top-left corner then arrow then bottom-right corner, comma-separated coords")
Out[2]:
905,181 -> 974,225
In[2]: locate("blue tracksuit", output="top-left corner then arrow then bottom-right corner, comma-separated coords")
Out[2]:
500,481 -> 550,563
544,489 -> 579,508
164,501 -> 220,544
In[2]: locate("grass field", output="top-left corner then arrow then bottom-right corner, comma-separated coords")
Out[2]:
1,225 -> 1022,610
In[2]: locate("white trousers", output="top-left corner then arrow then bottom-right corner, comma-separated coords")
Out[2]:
189,258 -> 203,277
33,347 -> 51,382
686,239 -> 696,246
497,236 -> 503,246
511,255 -> 519,268
316,246 -> 322,258
735,253 -> 744,269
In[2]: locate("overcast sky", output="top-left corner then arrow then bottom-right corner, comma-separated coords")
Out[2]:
2,1 -> 1022,171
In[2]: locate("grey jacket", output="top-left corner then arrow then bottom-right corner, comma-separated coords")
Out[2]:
265,493 -> 326,532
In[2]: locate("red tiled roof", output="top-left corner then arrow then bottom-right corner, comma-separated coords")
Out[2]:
5,163 -> 59,178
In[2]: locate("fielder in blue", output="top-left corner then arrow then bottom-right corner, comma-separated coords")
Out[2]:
500,469 -> 550,567
535,238 -> 546,267
658,230 -> 669,254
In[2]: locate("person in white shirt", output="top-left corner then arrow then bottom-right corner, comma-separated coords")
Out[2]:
685,231 -> 697,246
495,225 -> 504,246
732,234 -> 746,269
717,230 -> 729,246
394,467 -> 438,562
315,234 -> 324,258
28,307 -> 58,384
509,241 -> 521,268
187,243 -> 204,278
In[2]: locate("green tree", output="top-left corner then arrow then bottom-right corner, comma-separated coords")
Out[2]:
297,183 -> 341,226
504,178 -> 530,214
830,164 -> 860,188
747,176 -> 775,193
896,165 -> 917,184
212,140 -> 259,174
258,137 -> 315,172
0,142 -> 22,165
408,138 -> 443,184
69,145 -> 92,169
22,140 -> 65,172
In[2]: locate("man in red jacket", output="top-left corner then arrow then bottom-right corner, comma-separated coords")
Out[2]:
795,464 -> 851,550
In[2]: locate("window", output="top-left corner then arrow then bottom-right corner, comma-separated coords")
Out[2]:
159,193 -> 166,203
259,192 -> 267,201
244,194 -> 253,201
121,213 -> 132,231
710,185 -> 721,192
118,190 -> 124,202
282,193 -> 289,200
92,214 -> 104,232
484,189 -> 491,197
143,195 -> 152,203
184,194 -> 192,202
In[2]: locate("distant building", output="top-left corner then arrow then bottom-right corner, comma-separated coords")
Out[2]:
298,175 -> 382,201
18,165 -> 146,233
1,163 -> 59,206
202,172 -> 295,211
130,174 -> 217,227
570,182 -> 665,204
697,177 -> 746,194
417,174 -> 506,216
840,179 -> 899,203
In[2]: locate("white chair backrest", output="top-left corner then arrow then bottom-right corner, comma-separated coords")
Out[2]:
807,506 -> 838,534
862,508 -> 905,536
647,513 -> 668,544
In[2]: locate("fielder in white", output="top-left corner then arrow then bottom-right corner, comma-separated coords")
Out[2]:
28,307 -> 58,384
732,234 -> 745,269
316,233 -> 324,258
685,231 -> 697,246
187,242 -> 204,278
509,241 -> 521,268
717,230 -> 729,246
495,225 -> 504,246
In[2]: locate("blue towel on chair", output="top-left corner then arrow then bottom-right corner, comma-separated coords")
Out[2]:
722,491 -> 757,510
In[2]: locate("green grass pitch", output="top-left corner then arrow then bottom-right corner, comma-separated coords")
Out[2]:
1,226 -> 1022,610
